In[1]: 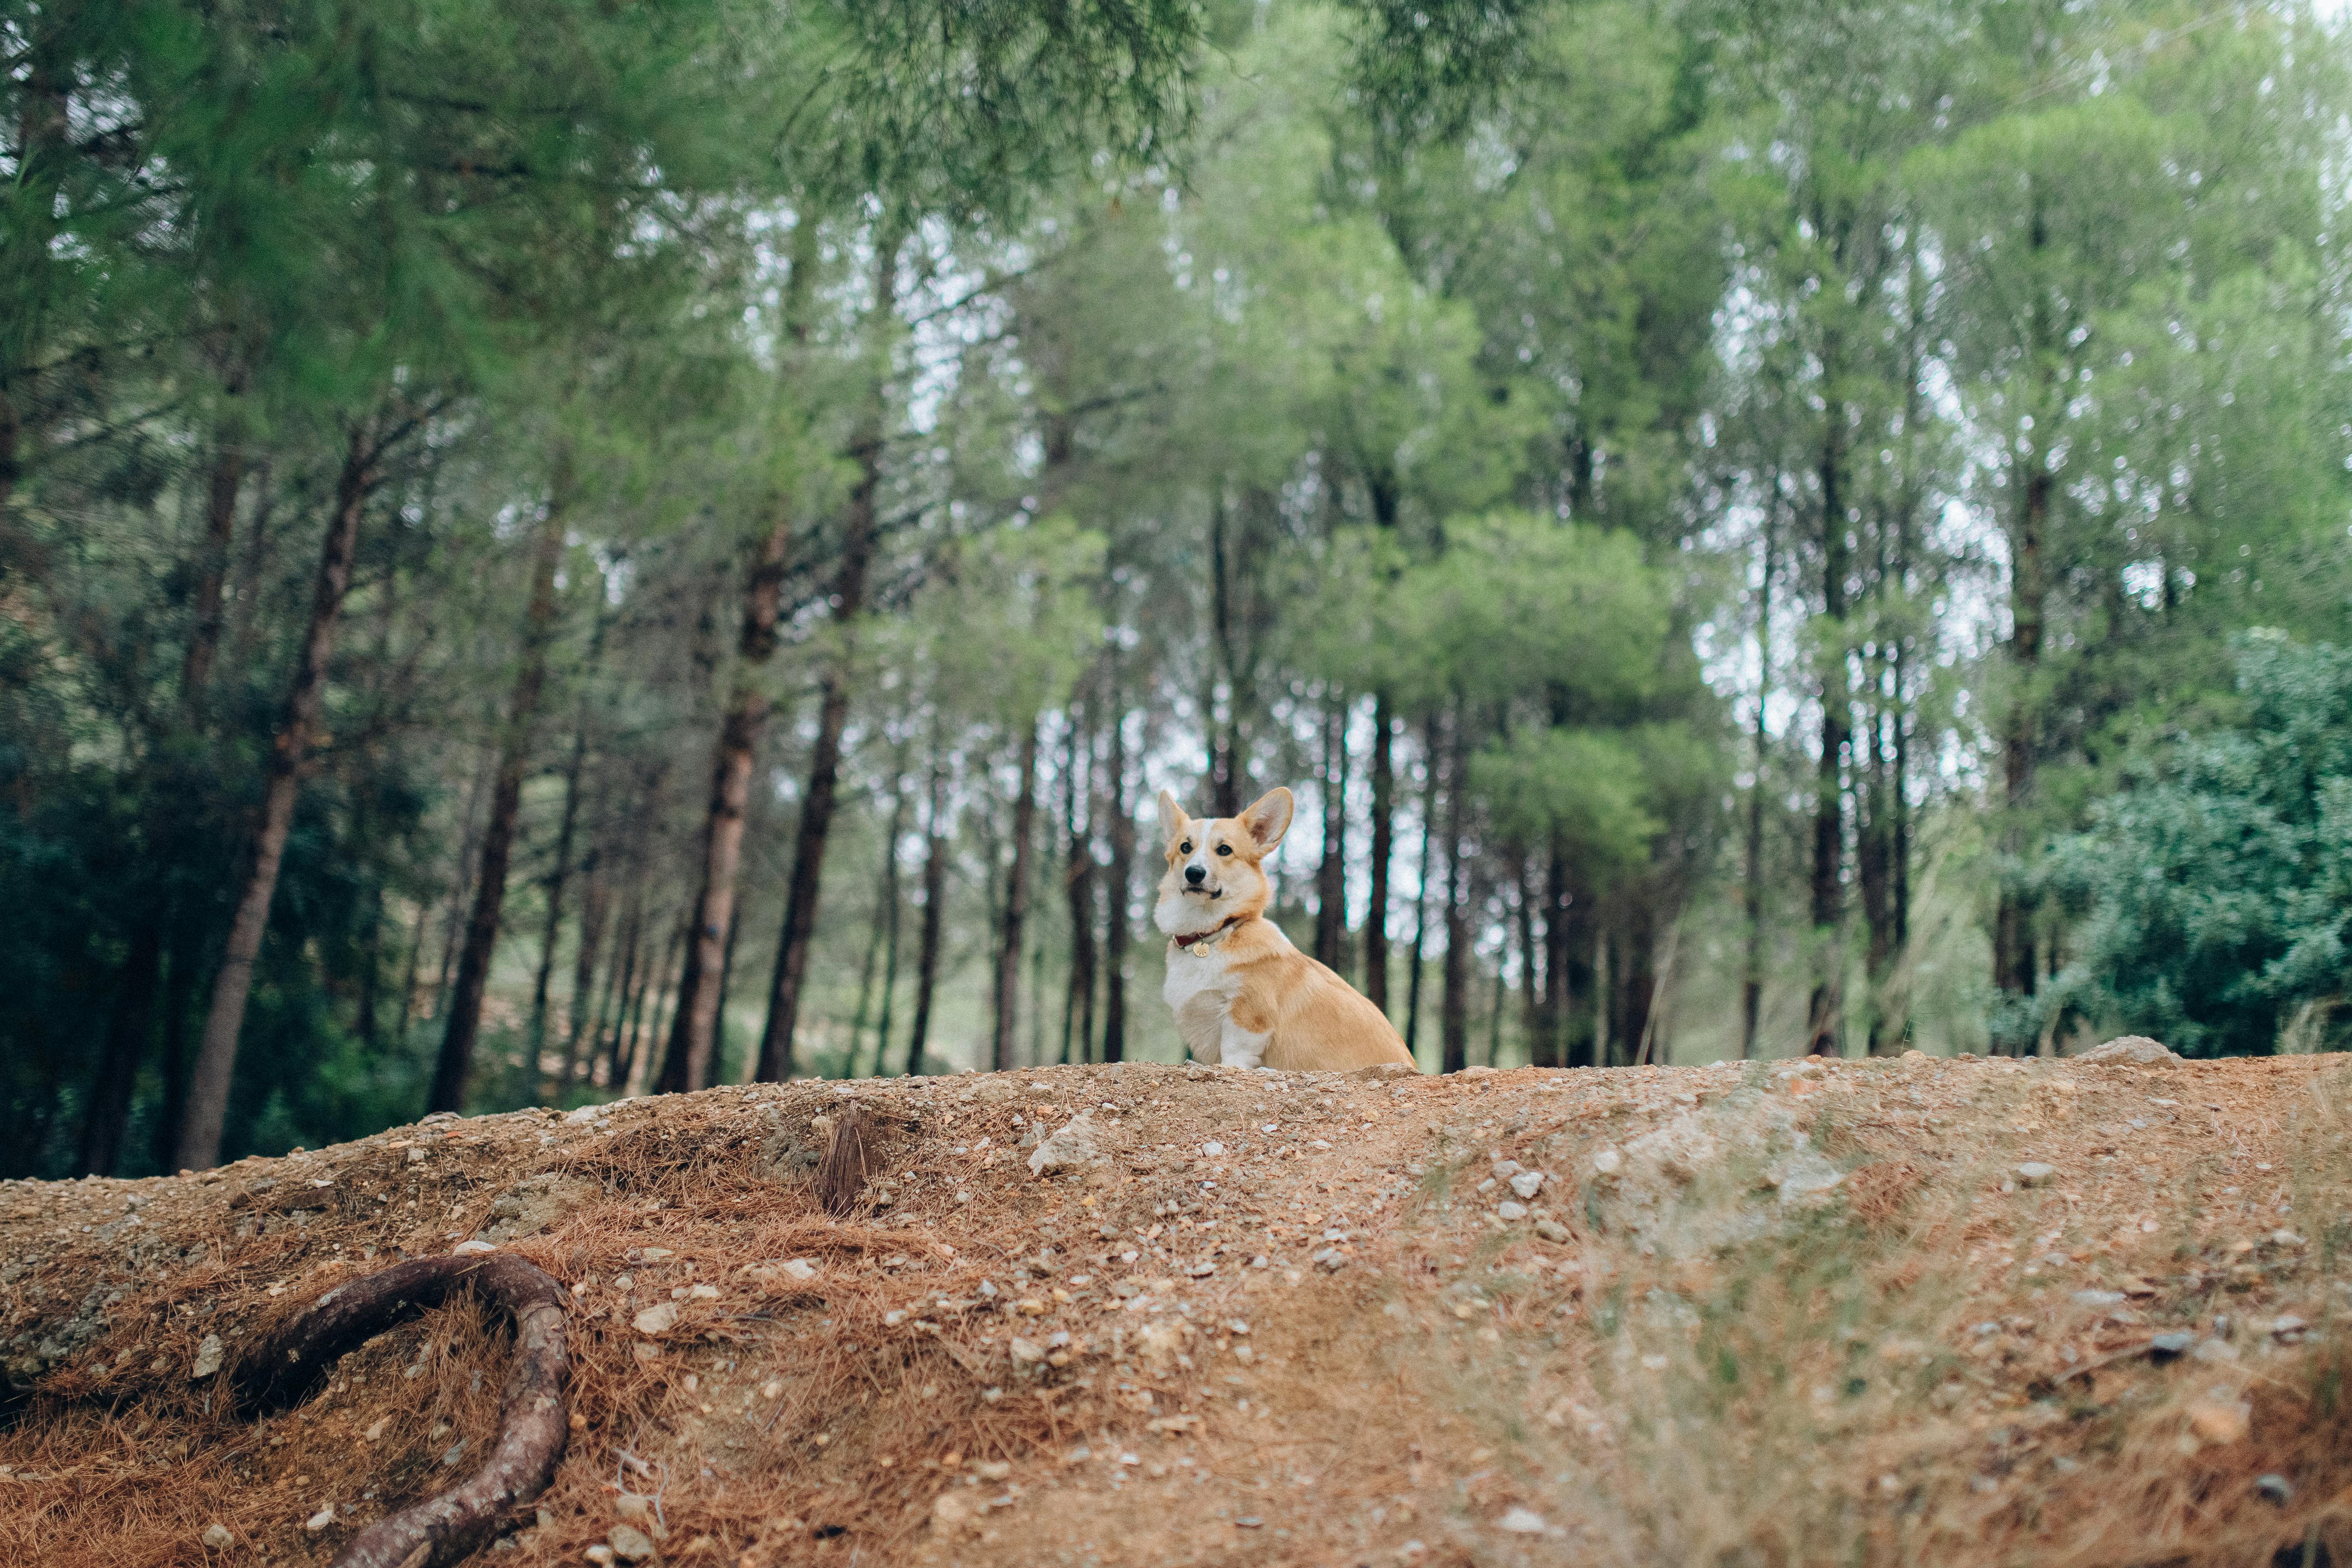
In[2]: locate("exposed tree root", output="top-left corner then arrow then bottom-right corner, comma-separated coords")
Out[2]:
234,1252 -> 568,1568
813,1104 -> 873,1216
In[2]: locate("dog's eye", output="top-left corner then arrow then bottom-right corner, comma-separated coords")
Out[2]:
1216,844 -> 1232,856
1179,842 -> 1191,854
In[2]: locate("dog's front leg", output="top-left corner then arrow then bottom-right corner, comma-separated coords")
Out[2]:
1218,1018 -> 1272,1072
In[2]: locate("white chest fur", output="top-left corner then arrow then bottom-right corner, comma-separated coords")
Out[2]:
1162,941 -> 1240,1063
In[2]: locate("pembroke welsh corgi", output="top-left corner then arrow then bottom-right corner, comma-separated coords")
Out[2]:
1153,787 -> 1415,1073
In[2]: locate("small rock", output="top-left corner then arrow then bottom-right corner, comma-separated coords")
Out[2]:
1188,1261 -> 1217,1278
2015,1163 -> 2057,1186
201,1523 -> 234,1549
440,1439 -> 466,1467
1534,1219 -> 1571,1243
190,1334 -> 224,1380
2074,1034 -> 2182,1064
1496,1506 -> 1547,1534
774,1257 -> 818,1282
2270,1315 -> 2308,1339
2193,1338 -> 2240,1363
930,1490 -> 981,1535
1496,1201 -> 1527,1221
631,1302 -> 680,1336
689,1282 -> 721,1300
973,1460 -> 1012,1481
608,1523 -> 659,1562
451,1239 -> 497,1256
1234,1516 -> 1263,1528
1591,1148 -> 1623,1177
1200,1142 -> 1225,1157
1491,1159 -> 1522,1178
305,1508 -> 334,1532
1311,1247 -> 1347,1272
2257,1474 -> 2294,1504
564,1105 -> 600,1123
1353,1062 -> 1414,1080
2072,1290 -> 2126,1309
2148,1332 -> 2196,1359
2187,1395 -> 2251,1445
1028,1110 -> 1105,1177
1009,1337 -> 1045,1365
1509,1170 -> 1544,1200
614,1493 -> 668,1539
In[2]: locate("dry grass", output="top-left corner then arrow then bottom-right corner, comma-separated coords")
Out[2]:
5,1054 -> 2352,1566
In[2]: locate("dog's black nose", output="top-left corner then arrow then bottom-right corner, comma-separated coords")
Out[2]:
1185,864 -> 1206,885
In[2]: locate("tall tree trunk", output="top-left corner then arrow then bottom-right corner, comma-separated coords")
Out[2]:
224,457 -> 279,680
1993,199 -> 2055,1047
80,921 -> 162,1175
1893,662 -> 1912,960
152,933 -> 198,1173
1741,489 -> 1780,1059
1994,465 -> 2050,1025
394,896 -> 429,1044
1593,927 -> 1611,1066
872,836 -> 903,1077
1061,708 -> 1097,1066
429,482 -> 568,1114
1859,701 -> 1896,1056
1541,832 -> 1572,1068
848,761 -> 911,1078
1439,708 -> 1470,1075
658,502 -> 794,1093
992,719 -> 1042,1072
530,604 -> 607,1065
175,426 -> 378,1170
559,830 -> 609,1094
1365,698 -> 1395,1012
756,220 -> 901,1083
1404,717 -> 1440,1059
433,759 -> 492,1022
600,890 -> 644,1090
1615,901 -> 1659,1065
638,922 -> 685,1092
715,905 -> 742,1083
906,742 -> 950,1076
1513,854 -> 1542,1064
1100,700 -> 1135,1064
1314,693 -> 1348,968
179,431 -> 244,706
1205,492 -> 1238,815
1807,408 -> 1850,1058
659,222 -> 818,1093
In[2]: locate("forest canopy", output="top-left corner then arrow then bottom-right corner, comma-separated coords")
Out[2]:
3,0 -> 2348,1177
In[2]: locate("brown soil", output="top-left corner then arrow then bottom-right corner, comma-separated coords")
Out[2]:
5,1050 -> 2351,1567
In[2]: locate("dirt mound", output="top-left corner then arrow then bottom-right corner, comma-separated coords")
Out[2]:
6,1052 -> 2352,1567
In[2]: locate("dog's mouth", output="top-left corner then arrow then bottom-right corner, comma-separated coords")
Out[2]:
1183,886 -> 1220,899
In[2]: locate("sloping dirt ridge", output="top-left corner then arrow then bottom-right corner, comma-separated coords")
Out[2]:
6,1049 -> 2352,1567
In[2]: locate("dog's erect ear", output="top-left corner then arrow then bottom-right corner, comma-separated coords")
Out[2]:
1237,787 -> 1294,852
1156,789 -> 1188,844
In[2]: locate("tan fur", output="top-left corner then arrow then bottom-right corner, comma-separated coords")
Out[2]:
1152,788 -> 1415,1073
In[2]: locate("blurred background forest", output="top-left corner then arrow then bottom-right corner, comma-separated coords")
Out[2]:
4,0 -> 2349,1177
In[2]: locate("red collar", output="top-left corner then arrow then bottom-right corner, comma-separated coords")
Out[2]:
1171,913 -> 1250,950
